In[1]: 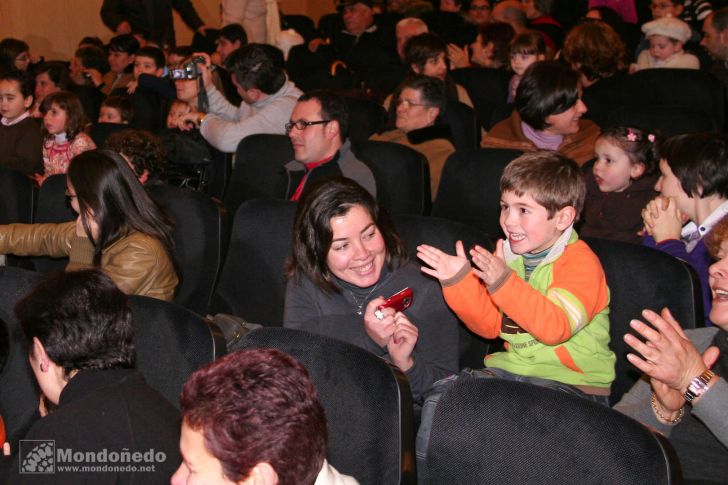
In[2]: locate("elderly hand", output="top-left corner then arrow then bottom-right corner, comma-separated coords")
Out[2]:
417,241 -> 469,282
625,308 -> 718,392
387,312 -> 418,371
470,239 -> 508,287
363,297 -> 396,347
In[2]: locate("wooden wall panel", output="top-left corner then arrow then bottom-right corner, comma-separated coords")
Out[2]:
0,0 -> 336,61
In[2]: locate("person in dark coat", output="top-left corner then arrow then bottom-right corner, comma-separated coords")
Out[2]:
100,0 -> 209,48
1,270 -> 180,484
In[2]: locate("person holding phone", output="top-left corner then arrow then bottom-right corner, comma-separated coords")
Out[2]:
283,177 -> 460,404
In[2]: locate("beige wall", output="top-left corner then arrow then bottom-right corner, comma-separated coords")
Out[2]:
0,0 -> 335,61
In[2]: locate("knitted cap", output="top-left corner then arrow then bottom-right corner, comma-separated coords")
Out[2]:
641,16 -> 691,43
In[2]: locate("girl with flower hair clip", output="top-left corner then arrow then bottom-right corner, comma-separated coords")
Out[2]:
581,126 -> 661,244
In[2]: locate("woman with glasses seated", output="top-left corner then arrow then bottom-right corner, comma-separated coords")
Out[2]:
371,75 -> 455,200
283,177 -> 460,409
0,149 -> 178,301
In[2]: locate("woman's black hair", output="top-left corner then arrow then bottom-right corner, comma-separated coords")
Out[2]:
0,38 -> 29,73
16,269 -> 135,374
32,61 -> 71,91
67,149 -> 176,268
659,133 -> 728,199
286,177 -> 408,294
404,33 -> 447,73
516,60 -> 579,131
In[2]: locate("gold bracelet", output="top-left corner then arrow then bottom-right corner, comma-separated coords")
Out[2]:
651,393 -> 684,425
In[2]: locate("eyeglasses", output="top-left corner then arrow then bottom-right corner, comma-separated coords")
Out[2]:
396,98 -> 433,109
285,119 -> 331,133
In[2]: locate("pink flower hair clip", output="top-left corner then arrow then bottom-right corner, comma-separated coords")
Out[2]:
626,129 -> 637,142
647,134 -> 655,143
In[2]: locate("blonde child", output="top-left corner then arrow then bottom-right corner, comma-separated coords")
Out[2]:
37,91 -> 95,185
507,31 -> 548,103
166,99 -> 192,129
633,16 -> 699,71
0,70 -> 43,175
581,127 -> 660,244
98,96 -> 134,125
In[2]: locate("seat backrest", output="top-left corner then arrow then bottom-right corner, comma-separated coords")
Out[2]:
0,165 -> 35,226
224,134 -> 294,217
239,327 -> 415,485
31,174 -> 75,273
432,147 -> 524,238
394,214 -> 493,369
450,67 -> 511,131
440,101 -> 480,151
344,96 -> 388,143
352,140 -> 431,215
426,377 -> 678,485
605,104 -> 717,136
209,198 -> 297,324
147,185 -> 226,315
584,238 -> 702,404
204,149 -> 233,200
0,267 -> 42,447
617,68 -> 726,131
129,295 -> 226,408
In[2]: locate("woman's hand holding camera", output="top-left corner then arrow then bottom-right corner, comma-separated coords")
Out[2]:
364,297 -> 396,347
191,52 -> 214,90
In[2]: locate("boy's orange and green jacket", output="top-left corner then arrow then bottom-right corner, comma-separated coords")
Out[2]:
443,228 -> 616,391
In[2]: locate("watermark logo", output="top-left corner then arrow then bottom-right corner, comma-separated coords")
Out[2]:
18,441 -> 165,475
19,440 -> 55,474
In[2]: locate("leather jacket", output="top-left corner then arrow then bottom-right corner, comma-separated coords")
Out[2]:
0,222 -> 178,301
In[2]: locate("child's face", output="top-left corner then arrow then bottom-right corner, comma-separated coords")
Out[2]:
167,102 -> 191,129
0,79 -> 33,122
108,50 -> 134,74
98,106 -> 124,124
43,102 -> 68,135
593,138 -> 645,193
650,0 -> 683,19
655,158 -> 693,217
649,35 -> 682,61
133,55 -> 163,80
510,53 -> 542,76
499,190 -> 573,255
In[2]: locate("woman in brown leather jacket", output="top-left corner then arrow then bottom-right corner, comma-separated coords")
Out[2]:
0,149 -> 178,301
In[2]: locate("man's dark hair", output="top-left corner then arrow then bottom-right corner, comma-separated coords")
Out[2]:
298,90 -> 350,142
108,34 -> 140,55
219,23 -> 248,45
16,270 -> 135,374
399,74 -> 448,114
225,44 -> 286,94
712,7 -> 728,33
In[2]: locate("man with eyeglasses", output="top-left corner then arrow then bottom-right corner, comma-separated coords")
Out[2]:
178,44 -> 302,153
280,90 -> 376,201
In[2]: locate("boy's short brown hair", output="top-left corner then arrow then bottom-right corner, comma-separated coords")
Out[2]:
499,151 -> 586,220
